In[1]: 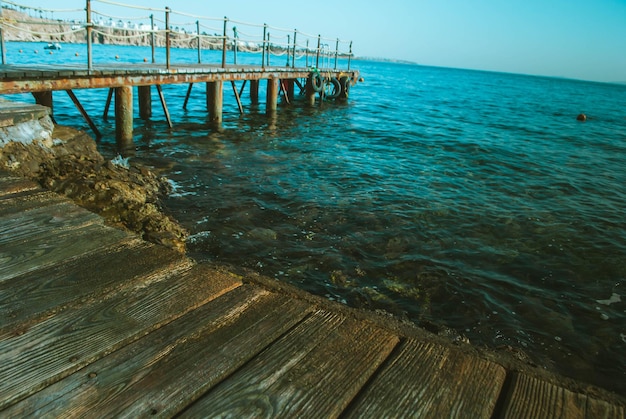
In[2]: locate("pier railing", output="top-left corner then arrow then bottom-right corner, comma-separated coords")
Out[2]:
0,0 -> 354,71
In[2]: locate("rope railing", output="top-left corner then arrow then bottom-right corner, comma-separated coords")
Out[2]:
0,0 -> 355,69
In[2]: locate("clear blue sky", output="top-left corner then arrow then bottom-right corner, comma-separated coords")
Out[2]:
8,0 -> 626,82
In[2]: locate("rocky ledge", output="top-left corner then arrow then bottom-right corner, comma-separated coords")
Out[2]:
0,102 -> 187,252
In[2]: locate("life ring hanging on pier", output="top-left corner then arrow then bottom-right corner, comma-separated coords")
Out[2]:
324,77 -> 342,99
310,72 -> 324,93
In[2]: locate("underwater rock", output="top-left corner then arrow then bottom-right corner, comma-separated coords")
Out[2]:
247,227 -> 278,241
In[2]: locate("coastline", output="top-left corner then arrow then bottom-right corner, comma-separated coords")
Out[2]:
0,8 -> 222,49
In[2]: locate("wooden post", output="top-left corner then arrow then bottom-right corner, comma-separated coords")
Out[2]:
0,1 -> 6,65
66,89 -> 101,138
348,41 -> 352,71
197,20 -> 201,63
292,30 -> 297,68
221,17 -> 227,68
165,7 -> 171,69
305,76 -> 316,106
86,0 -> 93,71
231,81 -> 244,114
150,14 -> 155,64
261,24 -> 267,69
266,32 -> 271,66
250,79 -> 259,105
156,85 -> 173,128
286,79 -> 295,103
315,34 -> 321,68
266,77 -> 278,115
138,86 -> 152,120
103,88 -> 113,120
206,81 -> 223,126
32,90 -> 53,111
115,85 -> 133,149
183,83 -> 194,110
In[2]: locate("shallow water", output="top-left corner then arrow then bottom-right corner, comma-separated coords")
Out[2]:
5,41 -> 625,394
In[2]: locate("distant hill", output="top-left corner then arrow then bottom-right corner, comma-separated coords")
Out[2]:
356,56 -> 418,65
0,7 -> 221,49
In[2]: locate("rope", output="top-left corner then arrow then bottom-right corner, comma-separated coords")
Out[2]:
198,22 -> 223,34
233,28 -> 263,39
93,0 -> 166,13
228,18 -> 264,29
92,10 -> 151,22
169,9 -> 224,22
92,27 -> 152,39
3,0 -> 83,13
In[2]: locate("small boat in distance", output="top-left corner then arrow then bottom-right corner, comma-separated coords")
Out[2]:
44,43 -> 62,50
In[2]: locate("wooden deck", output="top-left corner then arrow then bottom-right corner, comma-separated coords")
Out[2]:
0,172 -> 624,418
0,63 -> 357,94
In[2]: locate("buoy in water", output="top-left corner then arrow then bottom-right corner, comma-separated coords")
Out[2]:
359,77 -> 364,83
34,50 -> 38,54
75,52 -> 79,56
576,113 -> 587,121
143,57 -> 147,62
115,55 -> 119,60
19,49 -> 23,53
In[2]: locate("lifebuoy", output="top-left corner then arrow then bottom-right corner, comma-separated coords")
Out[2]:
310,72 -> 323,93
324,77 -> 342,99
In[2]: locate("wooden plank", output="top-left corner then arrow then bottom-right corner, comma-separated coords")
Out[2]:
345,339 -> 506,418
4,285 -> 312,417
0,238 -> 187,333
0,222 -> 131,282
0,264 -> 240,410
500,373 -> 624,419
0,174 -> 40,197
0,189 -> 68,215
181,310 -> 400,417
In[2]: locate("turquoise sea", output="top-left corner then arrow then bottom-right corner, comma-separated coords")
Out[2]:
4,41 -> 626,395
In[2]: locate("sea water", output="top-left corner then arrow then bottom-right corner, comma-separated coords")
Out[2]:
4,41 -> 625,394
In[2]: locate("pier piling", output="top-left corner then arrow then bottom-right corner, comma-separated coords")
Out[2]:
138,86 -> 152,120
206,81 -> 223,126
266,77 -> 279,114
250,80 -> 260,105
115,85 -> 133,150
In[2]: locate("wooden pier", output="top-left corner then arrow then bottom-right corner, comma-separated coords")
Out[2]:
0,172 -> 624,417
0,0 -> 359,149
0,62 -> 358,149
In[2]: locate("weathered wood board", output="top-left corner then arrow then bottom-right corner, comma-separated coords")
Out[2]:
0,264 -> 240,410
0,238 -> 187,333
345,338 -> 506,418
0,174 -> 40,197
501,373 -> 625,419
182,310 -> 400,417
3,285 -> 313,417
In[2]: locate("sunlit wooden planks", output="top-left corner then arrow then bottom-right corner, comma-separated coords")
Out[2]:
0,174 -> 40,197
0,214 -> 130,282
0,238 -> 187,333
182,310 -> 400,417
500,373 -> 625,419
3,285 -> 313,418
0,264 -> 240,410
345,338 -> 506,418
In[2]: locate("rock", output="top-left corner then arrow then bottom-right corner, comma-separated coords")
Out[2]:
246,227 -> 277,241
0,119 -> 188,252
